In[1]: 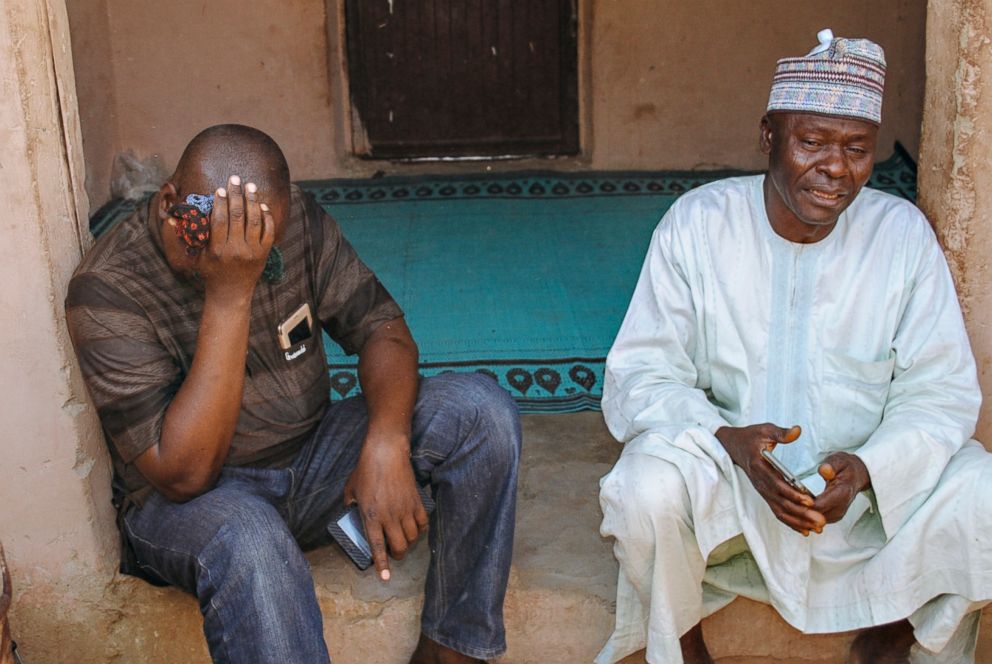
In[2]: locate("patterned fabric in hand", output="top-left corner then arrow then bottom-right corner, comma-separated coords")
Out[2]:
167,203 -> 211,256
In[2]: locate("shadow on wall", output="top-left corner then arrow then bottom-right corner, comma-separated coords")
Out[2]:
110,150 -> 169,201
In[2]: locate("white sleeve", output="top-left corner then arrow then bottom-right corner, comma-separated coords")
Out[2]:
602,202 -> 730,444
855,234 -> 981,538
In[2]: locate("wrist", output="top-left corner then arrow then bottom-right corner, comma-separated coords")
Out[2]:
203,285 -> 255,311
852,455 -> 872,492
713,426 -> 742,466
363,428 -> 412,454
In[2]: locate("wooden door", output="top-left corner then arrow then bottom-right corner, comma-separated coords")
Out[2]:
345,0 -> 579,159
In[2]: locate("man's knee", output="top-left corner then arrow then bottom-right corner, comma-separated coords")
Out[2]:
600,454 -> 691,541
417,372 -> 522,464
198,502 -> 309,591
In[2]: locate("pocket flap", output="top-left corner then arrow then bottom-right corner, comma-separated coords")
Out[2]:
823,350 -> 895,387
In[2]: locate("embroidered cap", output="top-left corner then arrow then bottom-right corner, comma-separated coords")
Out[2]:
767,29 -> 886,125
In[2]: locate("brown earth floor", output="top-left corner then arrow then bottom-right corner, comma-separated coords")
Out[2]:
305,410 -> 863,663
14,412 -> 992,662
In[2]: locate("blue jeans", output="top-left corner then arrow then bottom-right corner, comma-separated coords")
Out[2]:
121,373 -> 521,663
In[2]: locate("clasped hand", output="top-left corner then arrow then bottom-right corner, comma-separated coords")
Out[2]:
714,423 -> 871,536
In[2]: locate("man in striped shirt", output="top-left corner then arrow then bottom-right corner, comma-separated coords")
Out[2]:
66,125 -> 520,664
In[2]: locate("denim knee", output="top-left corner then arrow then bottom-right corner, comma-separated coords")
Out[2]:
426,371 -> 519,423
421,373 -> 522,459
190,502 -> 327,663
197,505 -> 310,597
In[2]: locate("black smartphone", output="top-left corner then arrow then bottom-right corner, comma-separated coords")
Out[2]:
327,485 -> 435,570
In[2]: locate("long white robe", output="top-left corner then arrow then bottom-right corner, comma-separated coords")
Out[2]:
597,175 -> 992,663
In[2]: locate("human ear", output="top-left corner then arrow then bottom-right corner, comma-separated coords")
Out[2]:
759,115 -> 773,155
157,182 -> 179,222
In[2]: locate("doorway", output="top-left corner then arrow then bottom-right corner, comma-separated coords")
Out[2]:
345,0 -> 580,159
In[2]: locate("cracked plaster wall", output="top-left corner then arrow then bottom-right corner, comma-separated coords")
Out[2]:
919,0 -> 992,446
66,0 -> 338,210
587,0 -> 926,171
0,0 -> 122,661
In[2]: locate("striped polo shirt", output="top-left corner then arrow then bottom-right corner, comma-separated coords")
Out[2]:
66,185 -> 403,505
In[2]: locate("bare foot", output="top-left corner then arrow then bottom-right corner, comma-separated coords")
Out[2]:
680,623 -> 714,664
849,620 -> 915,664
408,633 -> 486,664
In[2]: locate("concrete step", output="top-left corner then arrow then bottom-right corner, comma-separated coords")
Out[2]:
32,413 -> 992,662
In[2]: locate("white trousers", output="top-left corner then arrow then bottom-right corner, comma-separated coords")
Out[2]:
596,448 -> 988,664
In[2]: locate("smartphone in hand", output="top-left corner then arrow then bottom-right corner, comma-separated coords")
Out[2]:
760,448 -> 814,497
327,485 -> 435,570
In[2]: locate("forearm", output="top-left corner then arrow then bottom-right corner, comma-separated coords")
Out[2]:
138,294 -> 252,500
340,319 -> 421,579
603,370 -> 729,443
357,318 -> 419,450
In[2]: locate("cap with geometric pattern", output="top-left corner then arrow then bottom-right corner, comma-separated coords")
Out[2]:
767,29 -> 886,125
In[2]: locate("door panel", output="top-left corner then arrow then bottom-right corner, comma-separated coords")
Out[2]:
346,0 -> 579,158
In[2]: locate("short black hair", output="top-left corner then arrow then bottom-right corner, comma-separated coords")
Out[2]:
172,124 -> 290,200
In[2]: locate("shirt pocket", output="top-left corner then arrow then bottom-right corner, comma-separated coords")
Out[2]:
816,350 -> 895,453
244,303 -> 326,402
278,316 -> 328,399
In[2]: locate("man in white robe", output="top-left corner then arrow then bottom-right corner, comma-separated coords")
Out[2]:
597,30 -> 992,664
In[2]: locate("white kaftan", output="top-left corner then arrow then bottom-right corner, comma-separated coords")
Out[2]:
597,175 -> 992,663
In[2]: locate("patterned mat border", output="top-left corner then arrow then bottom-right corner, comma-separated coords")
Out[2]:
299,144 -> 916,206
327,352 -> 606,414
